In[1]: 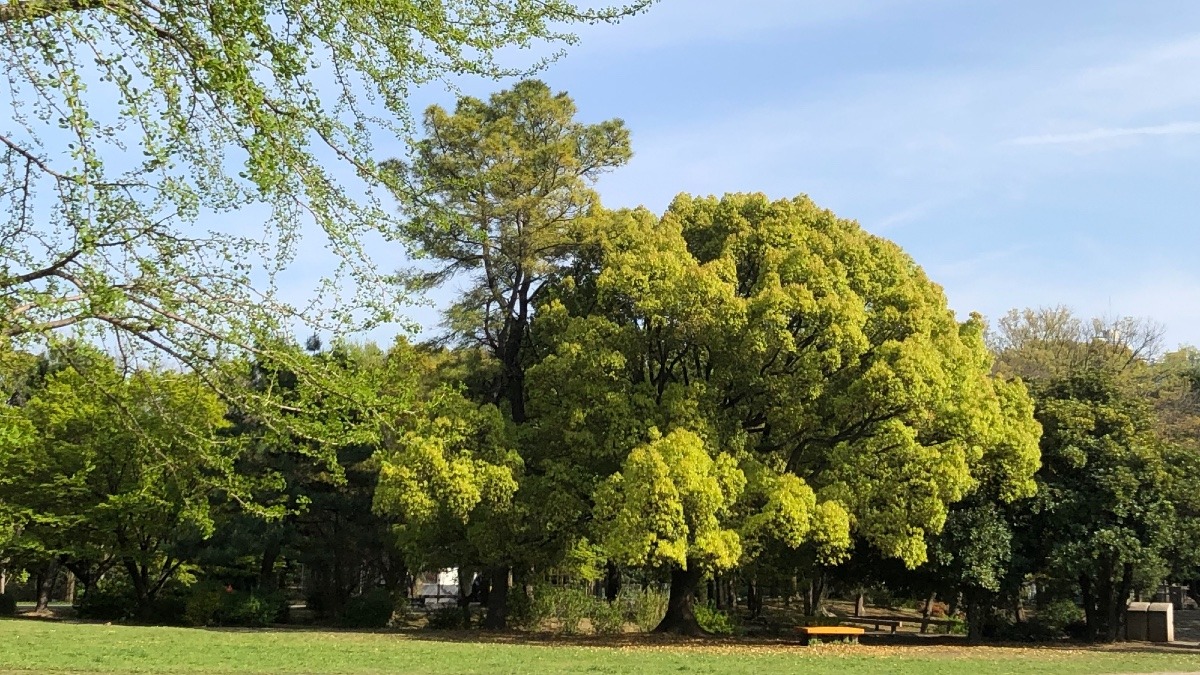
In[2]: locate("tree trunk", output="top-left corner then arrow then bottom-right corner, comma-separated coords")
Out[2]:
854,591 -> 865,617
457,567 -> 476,628
747,577 -> 762,618
803,573 -> 827,616
35,559 -> 60,613
1080,573 -> 1096,641
1,568 -> 7,595
604,561 -> 621,602
1097,557 -> 1116,642
921,591 -> 937,633
1105,563 -> 1134,643
654,562 -> 706,635
948,592 -> 961,618
258,537 -> 281,590
64,570 -> 76,604
501,318 -> 528,425
482,566 -> 510,630
965,589 -> 989,644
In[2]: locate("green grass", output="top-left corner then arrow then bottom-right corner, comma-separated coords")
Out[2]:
1,619 -> 1198,674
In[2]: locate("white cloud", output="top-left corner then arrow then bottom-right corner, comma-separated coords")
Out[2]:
1007,121 -> 1200,146
568,0 -> 934,55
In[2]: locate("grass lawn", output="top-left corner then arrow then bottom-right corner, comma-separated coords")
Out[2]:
1,619 -> 1198,674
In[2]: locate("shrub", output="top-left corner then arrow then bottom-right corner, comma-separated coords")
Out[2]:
76,585 -> 138,622
994,600 -> 1086,642
341,589 -> 394,629
694,603 -> 735,635
0,593 -> 15,616
621,587 -> 669,633
1037,600 -> 1084,633
184,583 -> 226,627
869,586 -> 899,610
507,588 -> 548,631
545,587 -> 592,635
946,617 -> 968,635
143,594 -> 188,625
589,598 -> 625,634
223,592 -> 284,627
185,583 -> 286,627
426,605 -> 469,630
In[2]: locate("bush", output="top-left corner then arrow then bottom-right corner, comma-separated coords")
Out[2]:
0,593 -> 15,616
1037,600 -> 1085,633
507,587 -> 548,631
694,603 -> 736,635
946,617 -> 968,635
589,598 -> 625,634
544,587 -> 592,635
341,589 -> 394,629
76,585 -> 138,622
185,583 -> 287,627
224,592 -> 284,627
869,586 -> 899,610
621,587 -> 668,633
184,583 -> 226,627
144,594 -> 188,625
994,600 -> 1086,642
426,605 -> 470,630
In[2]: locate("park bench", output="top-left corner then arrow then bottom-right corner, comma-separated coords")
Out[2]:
794,625 -> 865,645
839,617 -> 902,634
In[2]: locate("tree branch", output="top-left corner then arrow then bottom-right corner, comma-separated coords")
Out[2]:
0,0 -> 108,23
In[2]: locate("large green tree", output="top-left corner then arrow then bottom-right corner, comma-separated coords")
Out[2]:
530,194 -> 1041,633
990,307 -> 1200,642
381,78 -> 632,628
1031,372 -> 1175,642
6,353 -> 243,613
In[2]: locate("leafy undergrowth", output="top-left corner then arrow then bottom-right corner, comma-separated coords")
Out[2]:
0,618 -> 1198,674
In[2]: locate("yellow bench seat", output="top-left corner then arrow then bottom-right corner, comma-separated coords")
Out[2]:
794,626 -> 865,645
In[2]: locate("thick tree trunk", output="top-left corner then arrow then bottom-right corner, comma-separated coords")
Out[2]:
500,316 -> 528,425
921,591 -> 937,633
1105,563 -> 1134,643
604,561 -> 621,602
965,589 -> 989,644
854,592 -> 865,617
258,538 -> 281,590
654,563 -> 706,635
124,559 -> 152,614
1080,573 -> 1097,640
747,577 -> 763,618
64,571 -> 76,604
803,573 -> 827,616
482,566 -> 510,630
35,559 -> 60,612
457,567 -> 476,628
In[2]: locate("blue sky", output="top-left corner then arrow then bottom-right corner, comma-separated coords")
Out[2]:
358,0 -> 1200,348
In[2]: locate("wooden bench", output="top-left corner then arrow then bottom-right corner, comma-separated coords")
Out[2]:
795,625 -> 865,645
839,617 -> 902,634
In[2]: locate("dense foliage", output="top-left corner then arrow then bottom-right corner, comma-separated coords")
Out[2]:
2,71 -> 1197,646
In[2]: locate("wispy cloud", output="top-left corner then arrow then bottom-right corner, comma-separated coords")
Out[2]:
1008,121 -> 1200,146
568,0 -> 930,56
